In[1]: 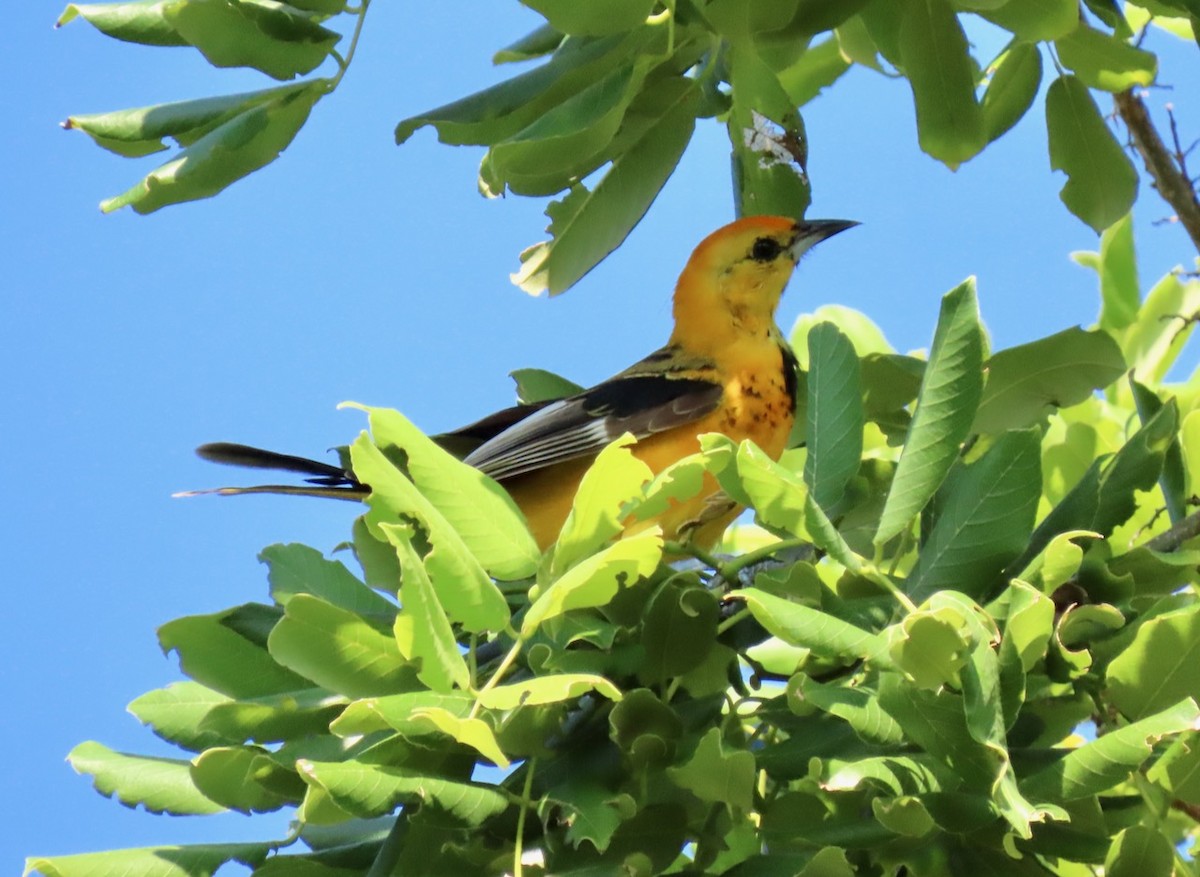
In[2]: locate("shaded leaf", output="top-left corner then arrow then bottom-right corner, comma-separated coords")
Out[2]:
982,41 -> 1043,143
897,0 -> 985,168
728,587 -> 891,665
906,428 -> 1042,601
262,542 -> 395,619
297,760 -> 509,822
876,279 -> 984,545
163,0 -> 339,81
666,727 -> 755,813
805,323 -> 864,512
101,84 -> 321,214
512,79 -> 698,295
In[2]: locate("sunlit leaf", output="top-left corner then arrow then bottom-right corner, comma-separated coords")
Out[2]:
1046,74 -> 1139,233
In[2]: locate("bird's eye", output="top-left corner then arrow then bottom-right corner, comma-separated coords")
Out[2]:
750,237 -> 783,262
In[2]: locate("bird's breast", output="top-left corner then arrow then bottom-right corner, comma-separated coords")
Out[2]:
712,348 -> 795,459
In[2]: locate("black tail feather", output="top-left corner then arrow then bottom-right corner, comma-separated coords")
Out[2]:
193,442 -> 365,491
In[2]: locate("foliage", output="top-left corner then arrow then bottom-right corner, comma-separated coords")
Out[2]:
56,0 -> 1196,292
26,222 -> 1200,875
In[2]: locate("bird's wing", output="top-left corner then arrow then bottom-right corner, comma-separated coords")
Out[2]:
463,350 -> 723,481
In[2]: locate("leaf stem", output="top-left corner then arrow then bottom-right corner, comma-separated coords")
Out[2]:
513,758 -> 537,877
329,0 -> 371,90
721,537 -> 814,581
470,639 -> 522,718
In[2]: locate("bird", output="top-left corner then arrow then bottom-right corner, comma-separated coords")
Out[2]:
191,215 -> 856,551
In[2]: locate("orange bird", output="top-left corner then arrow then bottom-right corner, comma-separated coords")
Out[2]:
195,215 -> 855,550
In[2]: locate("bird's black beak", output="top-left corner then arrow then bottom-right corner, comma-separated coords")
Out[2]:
790,218 -> 859,260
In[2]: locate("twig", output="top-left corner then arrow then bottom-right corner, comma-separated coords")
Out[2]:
1144,508 -> 1200,553
1115,89 -> 1200,254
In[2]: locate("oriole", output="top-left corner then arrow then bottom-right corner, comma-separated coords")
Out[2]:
195,215 -> 855,550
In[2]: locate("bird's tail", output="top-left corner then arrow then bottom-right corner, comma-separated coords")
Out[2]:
175,442 -> 367,500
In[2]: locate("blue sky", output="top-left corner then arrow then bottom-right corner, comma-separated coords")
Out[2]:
4,3 -> 1198,870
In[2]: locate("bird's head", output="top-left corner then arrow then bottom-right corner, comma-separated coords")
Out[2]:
672,215 -> 856,345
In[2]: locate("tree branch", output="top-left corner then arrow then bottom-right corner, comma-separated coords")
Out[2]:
1144,507 -> 1200,553
1115,89 -> 1200,254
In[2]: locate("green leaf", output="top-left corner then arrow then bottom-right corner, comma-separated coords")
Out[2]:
494,23 -> 564,64
1108,605 -> 1200,719
158,605 -> 311,698
190,746 -> 295,813
1094,212 -> 1141,333
395,33 -> 641,146
804,323 -> 864,513
542,781 -> 636,853
358,404 -> 539,583
25,843 -> 271,877
889,610 -> 971,689
267,593 -> 416,697
1019,698 -> 1200,801
128,681 -> 233,751
1121,272 -> 1200,383
639,581 -> 719,683
1056,24 -> 1158,91
973,328 -> 1126,434
551,435 -> 653,574
522,528 -> 662,636
1105,825 -> 1175,877
519,0 -> 655,36
727,587 -> 891,665
1130,377 -> 1188,524
163,0 -> 339,80
876,279 -> 984,545
480,63 -> 646,197
297,760 -> 509,822
101,84 -> 321,214
349,429 -> 511,633
56,0 -> 186,46
876,676 -> 1000,790
1008,399 -> 1178,575
982,41 -> 1043,143
199,688 -> 346,743
511,79 -> 698,295
907,429 -> 1043,601
776,36 -> 852,108
331,691 -> 471,737
385,524 -> 471,693
666,727 -> 755,813
799,677 -> 905,745
1147,731 -> 1200,804
727,440 -> 809,536
727,40 -> 811,219
67,741 -> 225,815
509,367 -> 583,404
897,0 -> 985,168
1046,74 -> 1139,233
476,673 -> 623,709
262,542 -> 395,619
406,707 -> 510,767
978,0 -> 1079,41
